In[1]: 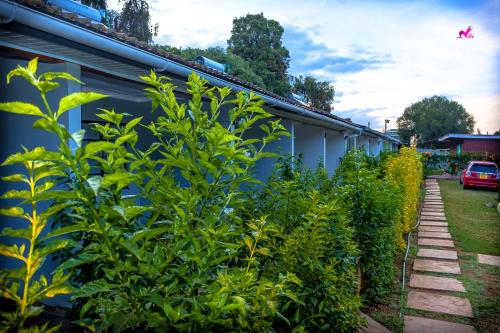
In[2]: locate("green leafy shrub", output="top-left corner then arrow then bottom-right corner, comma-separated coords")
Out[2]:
0,58 -> 107,332
385,146 -> 423,246
0,59 -> 300,332
333,149 -> 401,302
240,157 -> 362,332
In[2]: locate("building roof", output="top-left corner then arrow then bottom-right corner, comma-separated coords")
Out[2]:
2,0 -> 397,142
438,134 -> 500,141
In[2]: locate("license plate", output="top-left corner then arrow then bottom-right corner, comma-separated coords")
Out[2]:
479,173 -> 488,179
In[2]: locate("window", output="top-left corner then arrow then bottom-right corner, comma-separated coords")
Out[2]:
470,164 -> 497,174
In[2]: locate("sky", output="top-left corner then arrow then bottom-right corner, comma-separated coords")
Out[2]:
109,0 -> 500,133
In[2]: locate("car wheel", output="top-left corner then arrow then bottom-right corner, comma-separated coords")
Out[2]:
463,183 -> 468,190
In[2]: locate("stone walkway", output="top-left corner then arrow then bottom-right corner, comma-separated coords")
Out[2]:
404,178 -> 476,333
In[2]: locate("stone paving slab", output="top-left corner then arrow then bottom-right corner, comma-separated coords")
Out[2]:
409,274 -> 465,292
420,221 -> 448,227
422,209 -> 445,213
422,210 -> 445,214
424,199 -> 442,202
421,216 -> 447,222
404,315 -> 476,333
407,291 -> 473,317
413,258 -> 461,274
418,238 -> 454,247
418,231 -> 452,239
423,205 -> 444,209
421,212 -> 445,217
417,248 -> 458,260
477,254 -> 500,266
419,226 -> 449,232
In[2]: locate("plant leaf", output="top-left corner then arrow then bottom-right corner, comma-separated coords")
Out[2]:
0,102 -> 44,116
57,92 -> 108,117
39,72 -> 83,84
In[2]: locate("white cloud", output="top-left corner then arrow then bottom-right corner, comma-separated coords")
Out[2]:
108,0 -> 499,133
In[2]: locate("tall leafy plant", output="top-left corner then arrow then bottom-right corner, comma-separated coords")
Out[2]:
0,58 -> 108,331
385,146 -> 423,246
333,149 -> 401,302
240,157 -> 362,332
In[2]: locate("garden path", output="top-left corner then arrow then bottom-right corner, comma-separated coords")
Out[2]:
404,178 -> 476,333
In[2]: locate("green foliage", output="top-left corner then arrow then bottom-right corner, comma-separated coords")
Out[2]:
397,95 -> 475,144
239,157 -> 362,332
291,75 -> 335,112
333,149 -> 401,303
0,58 -> 108,332
228,13 -> 291,96
1,58 -> 298,332
385,147 -> 423,245
1,58 -> 423,332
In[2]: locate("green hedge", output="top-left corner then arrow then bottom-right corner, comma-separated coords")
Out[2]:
0,59 -> 421,332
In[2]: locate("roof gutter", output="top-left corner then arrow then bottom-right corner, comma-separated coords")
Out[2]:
0,0 -> 360,132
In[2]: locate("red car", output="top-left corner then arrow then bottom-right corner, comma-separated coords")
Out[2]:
460,161 -> 499,189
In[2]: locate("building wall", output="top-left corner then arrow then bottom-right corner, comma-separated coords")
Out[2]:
325,130 -> 345,176
243,117 -> 294,182
369,138 -> 381,156
357,136 -> 370,154
463,139 -> 500,154
294,123 -> 325,170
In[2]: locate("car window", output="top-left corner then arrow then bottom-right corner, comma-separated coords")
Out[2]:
470,164 -> 497,173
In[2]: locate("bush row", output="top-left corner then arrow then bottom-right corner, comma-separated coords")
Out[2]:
0,59 -> 422,332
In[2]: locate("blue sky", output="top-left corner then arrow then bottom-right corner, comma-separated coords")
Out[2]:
110,0 -> 500,133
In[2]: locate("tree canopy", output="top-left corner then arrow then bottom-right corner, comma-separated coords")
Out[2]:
397,96 -> 475,145
227,13 -> 291,96
291,75 -> 335,112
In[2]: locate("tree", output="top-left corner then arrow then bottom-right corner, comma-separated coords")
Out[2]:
291,75 -> 335,112
494,129 -> 500,135
118,0 -> 157,43
397,96 -> 474,145
228,13 -> 291,96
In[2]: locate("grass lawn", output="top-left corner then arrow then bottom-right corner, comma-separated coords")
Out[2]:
439,180 -> 500,332
439,180 -> 500,255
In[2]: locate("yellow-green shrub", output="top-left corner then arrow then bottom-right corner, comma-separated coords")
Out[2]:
385,147 -> 423,247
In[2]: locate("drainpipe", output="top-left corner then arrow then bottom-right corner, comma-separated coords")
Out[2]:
0,0 -> 360,132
